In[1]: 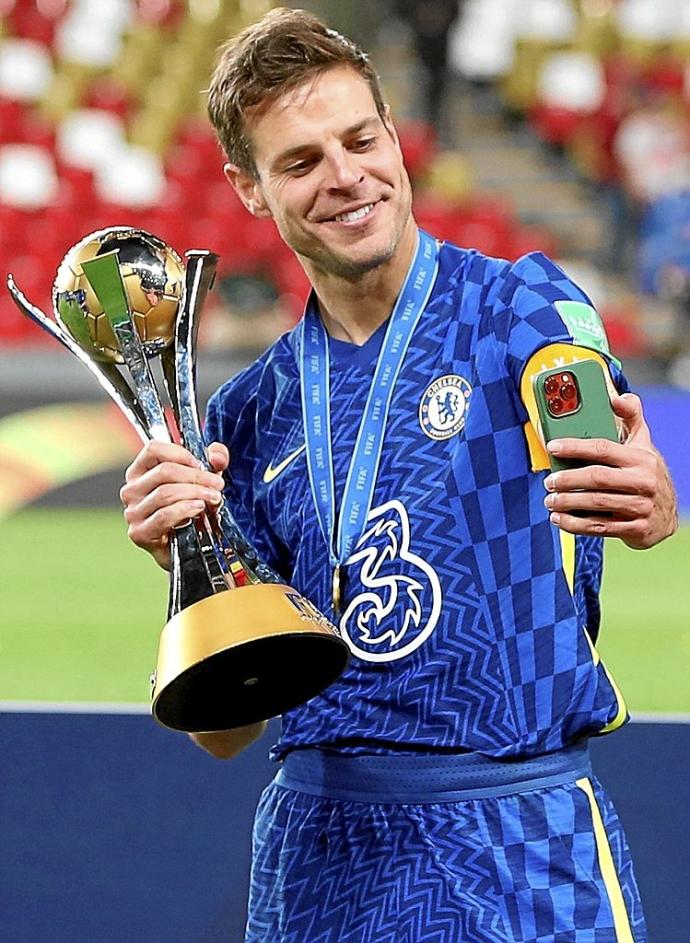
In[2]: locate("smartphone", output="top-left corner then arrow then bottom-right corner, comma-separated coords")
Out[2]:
532,359 -> 620,473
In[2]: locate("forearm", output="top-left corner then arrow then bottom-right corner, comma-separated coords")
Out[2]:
189,721 -> 267,760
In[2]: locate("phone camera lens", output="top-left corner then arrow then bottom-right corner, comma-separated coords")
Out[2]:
561,382 -> 576,400
548,397 -> 564,414
545,377 -> 559,395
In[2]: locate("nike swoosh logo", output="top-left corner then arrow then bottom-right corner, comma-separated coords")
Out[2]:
263,443 -> 306,484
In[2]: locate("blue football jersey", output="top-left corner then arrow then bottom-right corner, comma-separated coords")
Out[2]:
205,243 -> 630,760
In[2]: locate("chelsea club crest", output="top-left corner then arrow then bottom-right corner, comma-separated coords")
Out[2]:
419,374 -> 472,440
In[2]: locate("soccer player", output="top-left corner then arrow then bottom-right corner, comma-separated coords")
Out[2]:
120,9 -> 678,942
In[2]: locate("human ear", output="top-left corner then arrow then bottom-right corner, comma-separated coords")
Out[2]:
223,163 -> 273,218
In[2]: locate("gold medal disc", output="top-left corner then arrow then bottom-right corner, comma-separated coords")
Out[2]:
332,565 -> 342,616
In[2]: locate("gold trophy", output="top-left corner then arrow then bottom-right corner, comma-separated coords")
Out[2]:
7,228 -> 349,732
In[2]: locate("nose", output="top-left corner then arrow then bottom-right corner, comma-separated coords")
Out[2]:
325,148 -> 363,191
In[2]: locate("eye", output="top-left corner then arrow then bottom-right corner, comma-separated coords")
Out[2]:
351,136 -> 375,151
285,158 -> 317,176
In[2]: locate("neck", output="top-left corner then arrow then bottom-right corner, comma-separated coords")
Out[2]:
305,220 -> 418,346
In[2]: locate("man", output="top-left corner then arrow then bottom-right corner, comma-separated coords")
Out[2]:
121,8 -> 677,942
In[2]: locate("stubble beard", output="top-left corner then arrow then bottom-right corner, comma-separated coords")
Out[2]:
299,209 -> 410,284
309,237 -> 398,281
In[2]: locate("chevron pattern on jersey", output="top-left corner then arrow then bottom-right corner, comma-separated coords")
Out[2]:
245,776 -> 645,943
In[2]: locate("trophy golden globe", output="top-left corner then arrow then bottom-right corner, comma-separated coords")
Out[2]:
6,227 -> 349,732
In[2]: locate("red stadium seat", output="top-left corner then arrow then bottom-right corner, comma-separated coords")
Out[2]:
397,121 -> 438,182
0,98 -> 26,144
84,77 -> 132,119
0,291 -> 41,344
529,103 -> 589,147
8,2 -> 60,45
506,226 -> 559,261
413,195 -> 463,243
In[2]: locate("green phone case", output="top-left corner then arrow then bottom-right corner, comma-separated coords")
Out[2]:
532,360 -> 619,473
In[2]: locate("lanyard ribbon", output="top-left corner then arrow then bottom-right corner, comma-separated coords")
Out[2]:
300,229 -> 439,600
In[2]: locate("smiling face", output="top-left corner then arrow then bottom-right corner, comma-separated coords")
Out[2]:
226,65 -> 416,282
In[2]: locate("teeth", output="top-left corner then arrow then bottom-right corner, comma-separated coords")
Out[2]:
334,203 -> 374,223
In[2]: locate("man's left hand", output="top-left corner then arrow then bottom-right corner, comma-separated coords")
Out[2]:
543,393 -> 678,549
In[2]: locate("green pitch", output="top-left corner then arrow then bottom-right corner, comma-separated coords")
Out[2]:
1,508 -> 688,713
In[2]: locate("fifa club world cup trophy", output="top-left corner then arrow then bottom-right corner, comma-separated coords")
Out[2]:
7,228 -> 349,732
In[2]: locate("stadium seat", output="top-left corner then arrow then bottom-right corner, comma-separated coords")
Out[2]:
530,51 -> 606,147
7,1 -> 62,46
94,145 -> 167,209
397,120 -> 438,182
56,108 -> 126,171
425,151 -> 475,205
54,0 -> 132,69
0,37 -> 54,101
506,225 -> 558,261
84,76 -> 131,118
536,50 -> 606,113
448,0 -> 517,81
0,143 -> 59,208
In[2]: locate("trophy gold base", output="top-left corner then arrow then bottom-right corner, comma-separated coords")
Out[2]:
151,583 -> 349,732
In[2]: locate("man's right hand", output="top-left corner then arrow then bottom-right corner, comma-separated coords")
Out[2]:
120,440 -> 229,570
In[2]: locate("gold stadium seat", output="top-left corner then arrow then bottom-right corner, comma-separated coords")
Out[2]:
128,107 -> 179,156
39,70 -> 89,123
502,41 -> 565,113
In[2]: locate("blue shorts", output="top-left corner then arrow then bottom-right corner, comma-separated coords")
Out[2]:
246,743 -> 646,943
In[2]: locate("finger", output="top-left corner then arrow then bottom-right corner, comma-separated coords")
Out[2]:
125,440 -> 200,482
544,463 -> 656,498
550,512 -> 651,549
206,442 -> 230,474
120,462 -> 225,507
611,392 -> 652,448
126,499 -> 207,550
546,436 -> 651,469
125,483 -> 223,523
544,489 -> 652,520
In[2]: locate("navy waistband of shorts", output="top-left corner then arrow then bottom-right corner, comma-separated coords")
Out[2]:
275,742 -> 592,803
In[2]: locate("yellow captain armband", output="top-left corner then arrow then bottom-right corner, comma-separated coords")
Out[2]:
519,343 -> 617,472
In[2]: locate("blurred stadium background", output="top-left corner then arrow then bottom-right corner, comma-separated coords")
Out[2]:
0,1 -> 688,941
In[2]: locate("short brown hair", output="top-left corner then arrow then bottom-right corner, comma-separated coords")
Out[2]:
207,7 -> 387,177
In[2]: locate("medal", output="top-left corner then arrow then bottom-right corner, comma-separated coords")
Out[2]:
332,564 -> 342,616
300,229 -> 439,617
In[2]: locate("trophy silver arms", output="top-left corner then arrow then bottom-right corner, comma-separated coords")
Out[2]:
75,243 -> 235,600
6,274 -> 150,441
174,251 -> 279,586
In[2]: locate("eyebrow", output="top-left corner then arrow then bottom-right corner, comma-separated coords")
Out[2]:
270,117 -> 380,169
